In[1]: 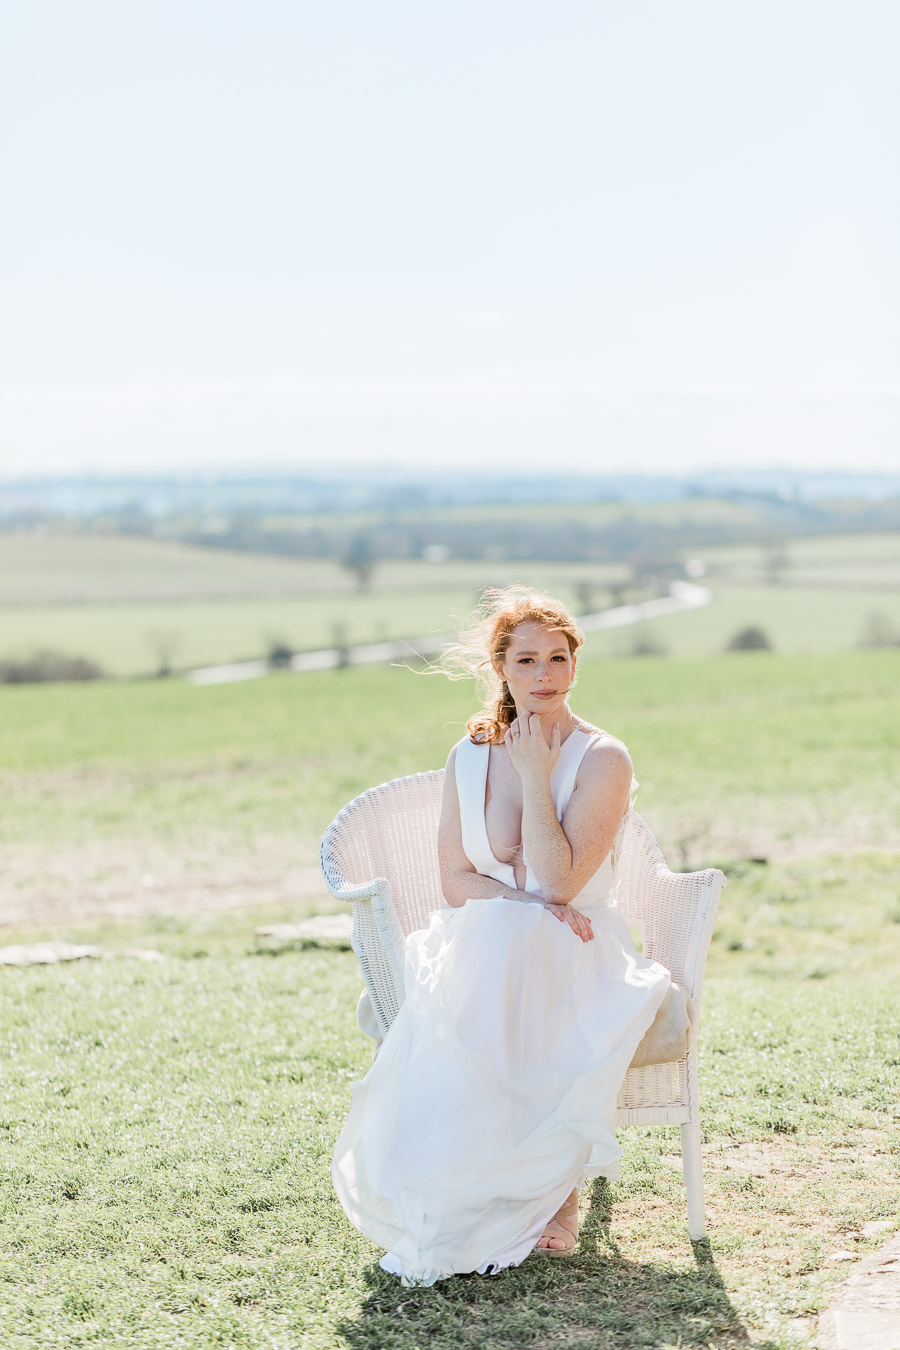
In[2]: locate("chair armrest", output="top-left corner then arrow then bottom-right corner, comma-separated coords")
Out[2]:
320,865 -> 387,907
319,819 -> 386,903
319,836 -> 408,1033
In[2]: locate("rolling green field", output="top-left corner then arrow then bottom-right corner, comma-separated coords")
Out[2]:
0,534 -> 630,675
0,530 -> 898,675
595,581 -> 900,659
1,649 -> 899,1347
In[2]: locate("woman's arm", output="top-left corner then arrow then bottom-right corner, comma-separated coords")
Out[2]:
437,744 -> 594,940
509,718 -> 633,905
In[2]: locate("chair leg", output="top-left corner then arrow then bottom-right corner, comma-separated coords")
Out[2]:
680,1122 -> 706,1240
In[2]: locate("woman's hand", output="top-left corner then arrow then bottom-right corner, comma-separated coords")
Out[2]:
541,900 -> 594,942
504,714 -> 561,781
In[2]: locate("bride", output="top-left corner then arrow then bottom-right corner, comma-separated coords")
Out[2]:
332,589 -> 671,1286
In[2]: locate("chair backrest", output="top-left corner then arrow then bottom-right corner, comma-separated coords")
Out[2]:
322,769 -> 717,985
323,767 -> 724,1126
614,811 -> 721,990
321,769 -> 445,938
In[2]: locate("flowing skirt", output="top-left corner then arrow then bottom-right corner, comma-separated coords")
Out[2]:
332,894 -> 670,1286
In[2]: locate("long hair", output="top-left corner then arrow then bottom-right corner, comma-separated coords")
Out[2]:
439,587 -> 583,744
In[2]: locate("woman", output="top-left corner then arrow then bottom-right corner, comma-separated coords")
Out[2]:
332,589 -> 670,1286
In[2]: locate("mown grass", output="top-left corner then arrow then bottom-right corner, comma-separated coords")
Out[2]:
1,851 -> 898,1349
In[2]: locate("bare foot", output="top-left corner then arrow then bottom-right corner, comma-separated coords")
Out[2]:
535,1188 -> 579,1255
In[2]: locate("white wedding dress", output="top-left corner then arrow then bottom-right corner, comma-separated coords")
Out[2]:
332,728 -> 670,1286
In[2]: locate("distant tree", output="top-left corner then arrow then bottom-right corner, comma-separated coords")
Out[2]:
341,533 -> 376,591
331,622 -> 350,668
575,581 -> 595,615
147,627 -> 183,678
858,611 -> 900,649
763,539 -> 789,585
726,626 -> 772,652
630,630 -> 668,657
266,636 -> 294,670
0,650 -> 105,683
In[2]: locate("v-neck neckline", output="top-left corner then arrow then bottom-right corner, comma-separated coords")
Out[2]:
481,727 -> 589,874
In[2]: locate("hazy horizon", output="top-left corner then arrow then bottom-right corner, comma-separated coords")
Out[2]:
2,1 -> 898,477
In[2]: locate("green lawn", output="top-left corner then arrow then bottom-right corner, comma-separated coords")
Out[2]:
1,860 -> 898,1349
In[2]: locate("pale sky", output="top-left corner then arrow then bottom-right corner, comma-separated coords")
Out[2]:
1,0 -> 898,477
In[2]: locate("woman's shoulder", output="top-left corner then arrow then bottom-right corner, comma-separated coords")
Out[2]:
573,722 -> 630,754
573,724 -> 633,777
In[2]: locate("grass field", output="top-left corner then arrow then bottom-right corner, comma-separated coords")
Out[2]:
1,530 -> 898,675
595,581 -> 900,659
0,535 -> 633,606
0,871 -> 897,1350
0,535 -> 630,675
1,646 -> 899,1346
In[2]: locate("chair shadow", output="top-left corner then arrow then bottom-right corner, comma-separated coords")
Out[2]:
333,1179 -> 778,1350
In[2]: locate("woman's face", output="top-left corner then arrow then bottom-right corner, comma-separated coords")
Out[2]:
495,622 -> 576,718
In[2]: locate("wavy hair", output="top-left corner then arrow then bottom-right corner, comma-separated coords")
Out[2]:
439,587 -> 583,744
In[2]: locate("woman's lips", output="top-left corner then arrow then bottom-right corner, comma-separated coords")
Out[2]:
531,691 -> 557,698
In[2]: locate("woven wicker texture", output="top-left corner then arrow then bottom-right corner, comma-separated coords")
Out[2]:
321,767 -> 725,1237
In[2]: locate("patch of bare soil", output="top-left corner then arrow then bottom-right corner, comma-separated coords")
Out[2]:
651,797 -> 900,871
661,1139 -> 809,1181
0,838 -> 327,929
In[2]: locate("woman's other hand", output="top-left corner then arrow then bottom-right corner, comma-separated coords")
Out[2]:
541,900 -> 594,942
504,714 -> 561,780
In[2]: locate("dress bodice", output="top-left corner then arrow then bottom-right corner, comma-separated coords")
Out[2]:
454,728 -> 618,904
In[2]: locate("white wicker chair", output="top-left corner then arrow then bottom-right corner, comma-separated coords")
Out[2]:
320,768 -> 725,1241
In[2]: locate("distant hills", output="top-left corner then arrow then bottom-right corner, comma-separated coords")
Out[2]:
1,468 -> 899,519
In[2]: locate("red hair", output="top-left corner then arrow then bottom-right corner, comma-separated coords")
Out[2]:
440,587 -> 583,744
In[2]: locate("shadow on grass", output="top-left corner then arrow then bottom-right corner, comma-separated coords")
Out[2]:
334,1180 -> 775,1350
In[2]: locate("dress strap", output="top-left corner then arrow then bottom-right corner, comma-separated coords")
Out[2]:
455,737 -> 518,889
549,729 -> 594,818
454,736 -> 487,863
